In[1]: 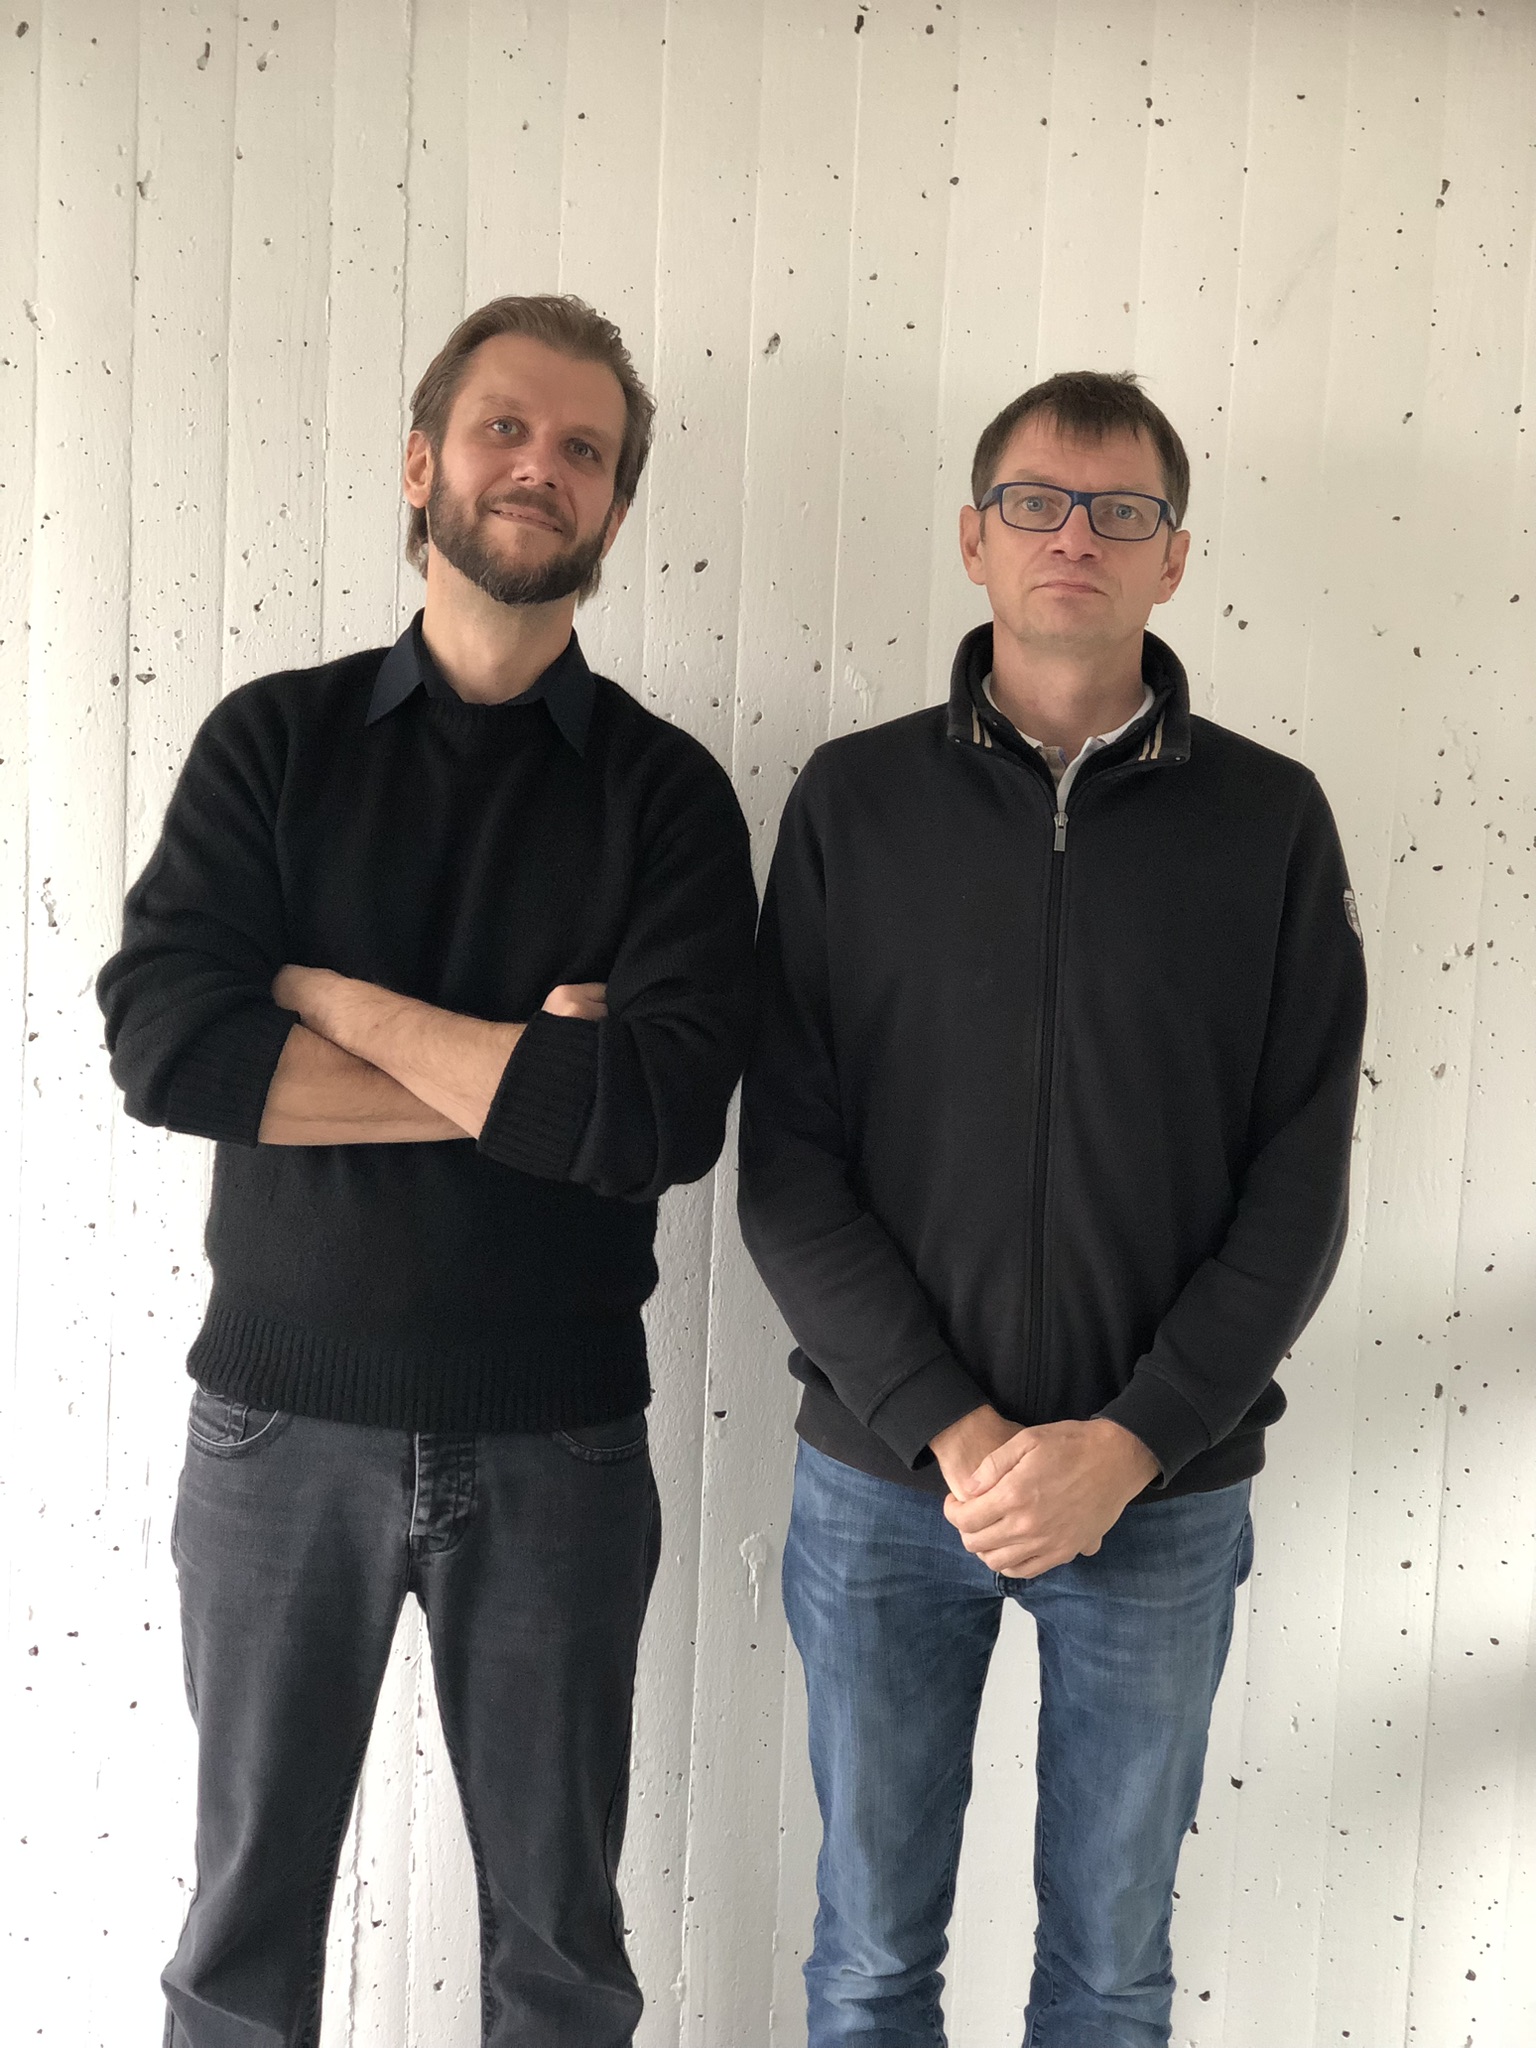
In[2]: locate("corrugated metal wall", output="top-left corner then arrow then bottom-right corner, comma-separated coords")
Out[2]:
5,1 -> 1534,2042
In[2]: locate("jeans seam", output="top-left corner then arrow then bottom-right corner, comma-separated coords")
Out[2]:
430,1698 -> 502,2044
293,1710 -> 385,2048
599,1473 -> 658,1959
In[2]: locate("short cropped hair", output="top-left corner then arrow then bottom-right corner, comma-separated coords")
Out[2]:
970,371 -> 1190,527
406,294 -> 656,574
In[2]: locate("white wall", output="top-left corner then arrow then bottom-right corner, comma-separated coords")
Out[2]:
4,1 -> 1534,2043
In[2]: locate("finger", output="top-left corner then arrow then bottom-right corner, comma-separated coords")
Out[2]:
966,1432 -> 1035,1497
979,1544 -> 1067,1579
949,1486 -> 1030,1538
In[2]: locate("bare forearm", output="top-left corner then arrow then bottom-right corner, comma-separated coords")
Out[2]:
258,1023 -> 466,1145
274,969 -> 523,1138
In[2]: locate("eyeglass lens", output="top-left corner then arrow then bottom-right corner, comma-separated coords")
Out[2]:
998,485 -> 1163,540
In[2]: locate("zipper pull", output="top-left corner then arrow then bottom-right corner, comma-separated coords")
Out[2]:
1053,810 -> 1068,853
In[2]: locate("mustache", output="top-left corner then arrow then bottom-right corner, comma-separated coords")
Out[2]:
481,487 -> 571,535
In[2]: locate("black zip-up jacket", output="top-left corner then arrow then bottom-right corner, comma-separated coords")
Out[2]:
738,625 -> 1367,1499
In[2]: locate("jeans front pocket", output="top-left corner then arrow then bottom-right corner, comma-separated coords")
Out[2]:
552,1413 -> 649,1464
186,1382 -> 293,1459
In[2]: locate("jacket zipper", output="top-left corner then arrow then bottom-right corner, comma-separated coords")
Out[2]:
1027,793 -> 1068,1417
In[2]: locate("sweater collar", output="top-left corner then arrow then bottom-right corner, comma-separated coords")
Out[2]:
366,611 -> 596,755
945,621 -> 1192,768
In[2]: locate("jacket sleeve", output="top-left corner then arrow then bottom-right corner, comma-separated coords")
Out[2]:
1097,776 -> 1368,1482
736,760 -> 988,1468
477,741 -> 758,1202
96,690 -> 298,1146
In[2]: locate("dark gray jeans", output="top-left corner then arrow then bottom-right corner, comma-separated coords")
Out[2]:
163,1385 -> 660,2048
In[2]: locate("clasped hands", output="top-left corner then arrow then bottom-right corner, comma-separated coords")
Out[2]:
930,1404 -> 1160,1580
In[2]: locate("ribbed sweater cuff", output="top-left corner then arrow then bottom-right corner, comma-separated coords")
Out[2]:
1097,1369 -> 1210,1486
867,1352 -> 989,1471
478,1010 -> 599,1179
163,1003 -> 298,1146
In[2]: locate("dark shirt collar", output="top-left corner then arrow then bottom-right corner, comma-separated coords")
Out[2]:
366,611 -> 595,755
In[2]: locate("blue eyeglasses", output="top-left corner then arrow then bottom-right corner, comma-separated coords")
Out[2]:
977,481 -> 1176,542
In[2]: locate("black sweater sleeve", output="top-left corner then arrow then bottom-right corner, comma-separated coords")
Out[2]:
737,760 -> 989,1466
478,740 -> 758,1202
96,688 -> 298,1146
1097,776 -> 1368,1480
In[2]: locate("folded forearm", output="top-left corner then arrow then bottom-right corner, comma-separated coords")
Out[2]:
276,969 -> 522,1138
258,1024 -> 466,1144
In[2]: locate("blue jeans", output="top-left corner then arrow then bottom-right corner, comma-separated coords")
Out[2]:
782,1442 -> 1253,2047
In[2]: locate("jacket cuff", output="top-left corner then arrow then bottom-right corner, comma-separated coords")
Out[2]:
478,1011 -> 599,1178
1096,1371 -> 1210,1486
866,1353 -> 990,1471
163,1003 -> 298,1146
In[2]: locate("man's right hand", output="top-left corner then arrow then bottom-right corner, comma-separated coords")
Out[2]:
543,982 -> 608,1021
929,1403 -> 1024,1501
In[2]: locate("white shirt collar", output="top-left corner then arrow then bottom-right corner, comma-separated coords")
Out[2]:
981,676 -> 1155,807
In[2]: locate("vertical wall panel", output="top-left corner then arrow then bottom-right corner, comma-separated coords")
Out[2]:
635,5 -> 765,2040
10,5 -> 1536,2045
924,0 -> 1055,690
0,9 -> 42,2040
1401,9 -> 1536,2044
556,0 -> 666,692
12,8 -> 141,2044
465,0 -> 570,304
1034,0 -> 1154,372
826,0 -> 961,738
1134,0 -> 1256,694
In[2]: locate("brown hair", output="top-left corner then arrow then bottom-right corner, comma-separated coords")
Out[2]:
405,294 -> 656,574
970,370 -> 1190,526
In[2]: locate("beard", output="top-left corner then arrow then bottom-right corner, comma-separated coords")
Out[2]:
426,475 -> 611,606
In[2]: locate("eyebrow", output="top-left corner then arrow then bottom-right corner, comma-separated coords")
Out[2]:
1002,475 -> 1160,494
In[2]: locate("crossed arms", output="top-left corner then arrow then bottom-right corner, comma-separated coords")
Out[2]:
257,972 -> 607,1145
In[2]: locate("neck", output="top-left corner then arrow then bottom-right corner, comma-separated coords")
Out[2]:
986,625 -> 1147,756
420,561 -> 577,704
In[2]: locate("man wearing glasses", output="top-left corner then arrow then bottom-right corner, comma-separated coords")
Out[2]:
740,372 -> 1366,2045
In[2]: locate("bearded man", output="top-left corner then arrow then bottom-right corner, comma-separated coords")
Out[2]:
98,295 -> 757,2048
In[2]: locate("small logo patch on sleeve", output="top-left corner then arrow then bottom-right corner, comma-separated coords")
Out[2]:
1343,888 -> 1363,941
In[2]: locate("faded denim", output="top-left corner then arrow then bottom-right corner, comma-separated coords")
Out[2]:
782,1441 -> 1253,2047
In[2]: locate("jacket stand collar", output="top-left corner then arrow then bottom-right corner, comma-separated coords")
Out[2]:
944,621 -> 1192,769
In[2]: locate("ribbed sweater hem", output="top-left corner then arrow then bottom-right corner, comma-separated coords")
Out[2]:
187,1295 -> 651,1433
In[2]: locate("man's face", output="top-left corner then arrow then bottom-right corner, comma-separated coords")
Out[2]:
958,417 -> 1189,654
405,332 -> 631,606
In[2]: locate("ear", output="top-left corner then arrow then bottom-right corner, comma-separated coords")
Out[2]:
403,429 -> 434,511
959,502 -> 988,588
1155,525 -> 1191,606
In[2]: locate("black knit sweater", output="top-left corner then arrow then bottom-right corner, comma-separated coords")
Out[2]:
98,622 -> 757,1432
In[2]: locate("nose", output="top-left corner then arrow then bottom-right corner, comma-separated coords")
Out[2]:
505,426 -> 564,491
1049,504 -> 1102,558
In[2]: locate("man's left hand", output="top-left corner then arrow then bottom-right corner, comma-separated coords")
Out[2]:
942,1417 -> 1160,1579
272,963 -> 345,1034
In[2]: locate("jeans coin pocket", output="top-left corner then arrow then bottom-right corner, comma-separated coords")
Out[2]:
186,1383 -> 292,1458
553,1413 -> 649,1463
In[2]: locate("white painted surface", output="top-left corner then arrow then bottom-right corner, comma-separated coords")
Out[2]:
4,3 -> 1534,2044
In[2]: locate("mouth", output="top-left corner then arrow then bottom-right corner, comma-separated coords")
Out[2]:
1037,580 -> 1105,595
486,503 -> 567,536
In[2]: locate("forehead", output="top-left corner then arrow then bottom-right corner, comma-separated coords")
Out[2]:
450,332 -> 628,440
994,416 -> 1163,496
